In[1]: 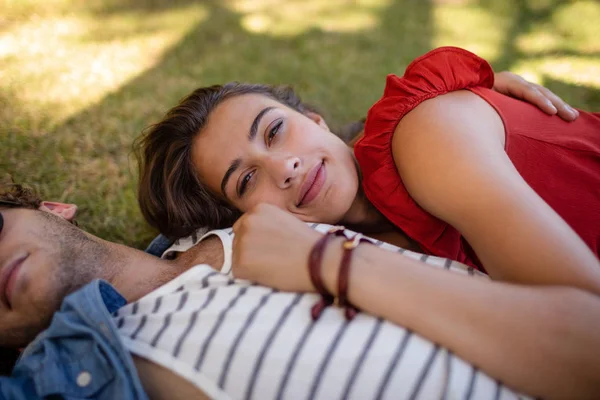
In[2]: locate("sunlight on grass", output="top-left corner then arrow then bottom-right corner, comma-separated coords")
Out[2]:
552,1 -> 600,52
227,0 -> 391,35
432,2 -> 511,61
0,3 -> 208,132
0,0 -> 71,22
513,56 -> 600,89
514,1 -> 600,89
517,1 -> 600,54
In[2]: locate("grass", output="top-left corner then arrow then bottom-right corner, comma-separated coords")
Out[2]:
1,0 -> 599,248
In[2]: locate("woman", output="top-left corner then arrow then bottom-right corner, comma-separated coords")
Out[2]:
137,47 -> 599,272
136,47 -> 600,397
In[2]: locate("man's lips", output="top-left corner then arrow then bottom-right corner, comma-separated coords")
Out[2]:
0,253 -> 27,309
297,161 -> 325,207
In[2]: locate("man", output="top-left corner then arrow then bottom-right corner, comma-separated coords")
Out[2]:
0,183 -> 224,399
0,183 -> 594,399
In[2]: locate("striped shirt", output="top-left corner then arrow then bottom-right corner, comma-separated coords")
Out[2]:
115,224 -> 529,400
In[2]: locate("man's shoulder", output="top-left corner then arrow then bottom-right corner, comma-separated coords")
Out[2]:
13,280 -> 146,400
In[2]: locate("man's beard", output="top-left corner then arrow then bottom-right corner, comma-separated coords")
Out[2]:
51,222 -> 106,308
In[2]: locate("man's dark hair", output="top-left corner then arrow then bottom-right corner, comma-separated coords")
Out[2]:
0,181 -> 42,210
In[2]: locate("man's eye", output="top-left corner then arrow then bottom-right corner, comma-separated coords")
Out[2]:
239,170 -> 254,196
267,120 -> 283,146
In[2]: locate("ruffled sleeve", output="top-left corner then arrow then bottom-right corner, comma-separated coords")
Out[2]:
354,47 -> 494,267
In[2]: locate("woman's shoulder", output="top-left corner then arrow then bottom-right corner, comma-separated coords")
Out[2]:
363,47 -> 494,142
403,46 -> 494,89
355,47 -> 495,177
352,47 -> 497,269
400,46 -> 494,93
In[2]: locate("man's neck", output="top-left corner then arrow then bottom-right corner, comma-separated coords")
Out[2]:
101,241 -> 187,303
101,235 -> 225,303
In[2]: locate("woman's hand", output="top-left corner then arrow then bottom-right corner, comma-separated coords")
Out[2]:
232,203 -> 321,292
493,71 -> 579,121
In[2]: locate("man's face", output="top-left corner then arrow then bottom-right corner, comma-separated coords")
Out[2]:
0,206 -> 101,347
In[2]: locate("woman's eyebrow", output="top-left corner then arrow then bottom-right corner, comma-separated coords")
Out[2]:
221,158 -> 241,198
249,106 -> 276,140
220,106 -> 276,198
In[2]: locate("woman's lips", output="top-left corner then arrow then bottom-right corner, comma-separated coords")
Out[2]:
0,254 -> 27,309
298,162 -> 326,207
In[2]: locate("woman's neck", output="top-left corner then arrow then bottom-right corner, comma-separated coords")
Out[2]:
341,154 -> 386,230
341,186 -> 390,233
341,180 -> 421,252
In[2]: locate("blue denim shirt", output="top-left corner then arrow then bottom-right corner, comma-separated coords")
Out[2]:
0,280 -> 148,400
144,234 -> 172,258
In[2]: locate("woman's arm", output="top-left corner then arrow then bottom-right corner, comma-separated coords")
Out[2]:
319,235 -> 600,400
392,90 -> 600,294
231,205 -> 600,399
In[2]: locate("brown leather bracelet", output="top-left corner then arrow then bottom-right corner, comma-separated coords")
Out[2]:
337,233 -> 371,320
308,226 -> 347,320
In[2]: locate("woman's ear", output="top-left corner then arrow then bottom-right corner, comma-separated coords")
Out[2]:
306,111 -> 330,131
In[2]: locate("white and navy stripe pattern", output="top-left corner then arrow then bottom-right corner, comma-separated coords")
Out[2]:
160,224 -> 483,279
116,224 -> 528,400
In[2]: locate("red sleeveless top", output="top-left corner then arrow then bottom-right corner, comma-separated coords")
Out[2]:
354,47 -> 600,270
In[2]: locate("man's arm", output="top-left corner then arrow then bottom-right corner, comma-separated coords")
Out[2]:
133,356 -> 209,400
174,235 -> 224,270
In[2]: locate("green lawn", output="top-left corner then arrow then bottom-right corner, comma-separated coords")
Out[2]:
1,0 -> 599,248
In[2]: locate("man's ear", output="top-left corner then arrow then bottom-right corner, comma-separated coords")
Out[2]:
39,201 -> 78,222
306,111 -> 330,131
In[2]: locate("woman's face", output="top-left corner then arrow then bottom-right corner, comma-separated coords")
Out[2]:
192,93 -> 360,224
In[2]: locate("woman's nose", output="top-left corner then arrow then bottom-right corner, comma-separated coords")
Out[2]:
265,154 -> 301,189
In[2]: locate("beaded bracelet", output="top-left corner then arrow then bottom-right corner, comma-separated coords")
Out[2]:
308,227 -> 370,321
308,226 -> 347,320
337,233 -> 371,320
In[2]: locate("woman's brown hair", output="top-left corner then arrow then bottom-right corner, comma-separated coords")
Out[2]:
134,82 -> 325,239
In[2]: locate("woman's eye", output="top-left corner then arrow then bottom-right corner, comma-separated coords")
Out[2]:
267,120 -> 283,146
239,170 -> 254,196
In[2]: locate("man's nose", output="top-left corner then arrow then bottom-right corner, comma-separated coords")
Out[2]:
265,154 -> 301,189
